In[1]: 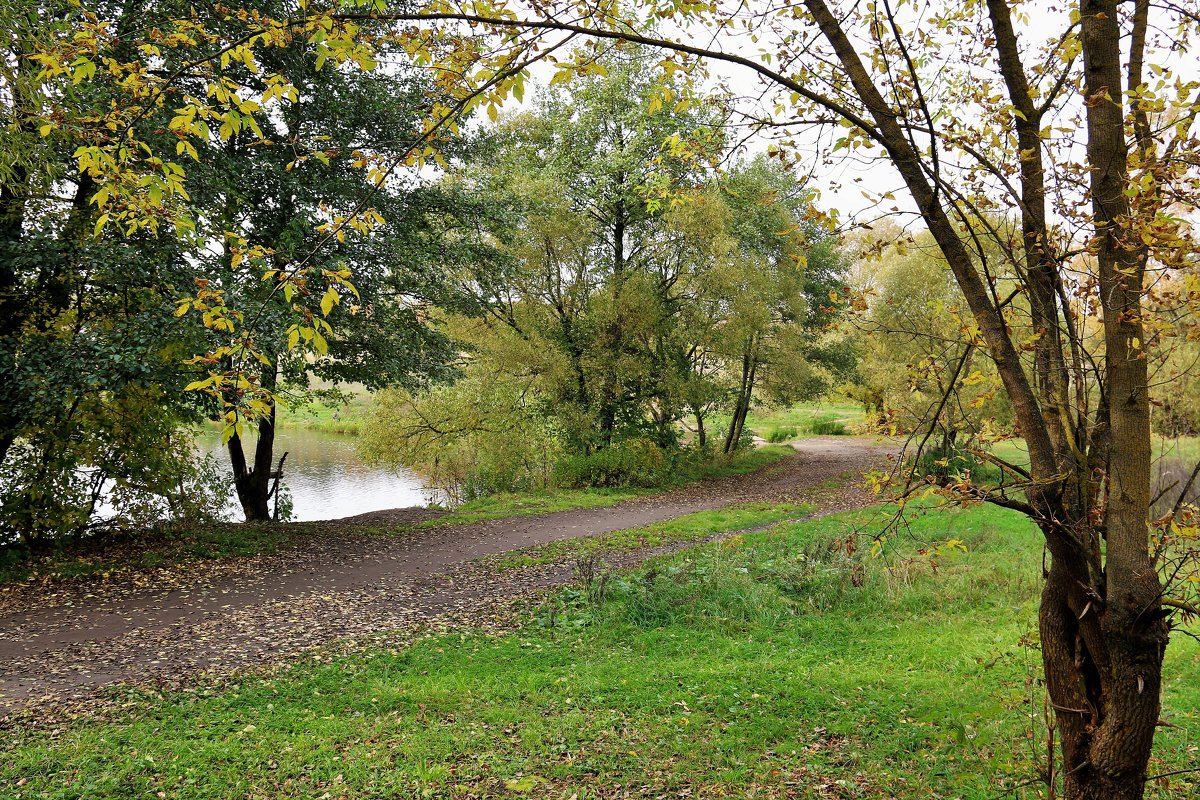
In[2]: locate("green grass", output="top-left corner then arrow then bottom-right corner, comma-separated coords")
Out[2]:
276,390 -> 374,436
426,487 -> 653,526
707,401 -> 868,443
489,502 -> 813,570
7,502 -> 1196,798
0,447 -> 798,587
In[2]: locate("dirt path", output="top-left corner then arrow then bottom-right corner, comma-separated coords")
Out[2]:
0,438 -> 892,720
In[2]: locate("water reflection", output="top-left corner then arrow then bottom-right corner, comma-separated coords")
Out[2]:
195,427 -> 438,522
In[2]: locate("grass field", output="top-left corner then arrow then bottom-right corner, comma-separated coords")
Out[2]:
702,400 -> 869,444
6,502 -> 1196,799
276,390 -> 374,436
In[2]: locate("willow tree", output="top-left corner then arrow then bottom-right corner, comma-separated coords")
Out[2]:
30,0 -> 1200,796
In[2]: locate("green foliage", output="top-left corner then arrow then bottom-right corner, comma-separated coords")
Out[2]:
916,445 -> 988,481
843,228 -> 1013,451
362,368 -> 564,504
0,229 -> 224,544
765,426 -> 799,443
808,413 -> 848,436
554,437 -> 669,489
1,0 -> 496,533
401,49 -> 850,476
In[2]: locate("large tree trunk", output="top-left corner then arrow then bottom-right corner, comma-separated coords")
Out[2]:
1040,526 -> 1168,800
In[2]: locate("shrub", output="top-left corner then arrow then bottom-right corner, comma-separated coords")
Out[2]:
603,553 -> 796,630
554,437 -> 668,488
915,444 -> 984,479
808,413 -> 847,436
767,426 -> 799,443
361,376 -> 563,505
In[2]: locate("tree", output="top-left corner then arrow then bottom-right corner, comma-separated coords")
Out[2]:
177,17 -> 468,521
5,0 -> 488,529
1,1 -> 227,543
460,47 -> 730,452
708,157 -> 847,453
846,230 -> 1015,456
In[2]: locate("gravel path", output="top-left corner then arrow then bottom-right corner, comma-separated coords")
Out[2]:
0,437 -> 893,720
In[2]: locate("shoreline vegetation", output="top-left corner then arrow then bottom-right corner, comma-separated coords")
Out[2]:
274,394 -> 872,443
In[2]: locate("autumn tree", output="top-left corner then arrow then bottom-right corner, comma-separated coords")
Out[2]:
178,12 -> 469,521
709,157 -> 847,453
458,47 -> 730,452
0,1 -> 229,542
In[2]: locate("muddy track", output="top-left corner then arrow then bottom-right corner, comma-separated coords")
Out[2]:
0,437 -> 893,719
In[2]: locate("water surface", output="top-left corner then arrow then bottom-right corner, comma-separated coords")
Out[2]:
196,427 -> 436,522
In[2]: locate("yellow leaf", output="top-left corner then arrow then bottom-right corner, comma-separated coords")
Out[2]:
961,370 -> 986,386
320,287 -> 338,316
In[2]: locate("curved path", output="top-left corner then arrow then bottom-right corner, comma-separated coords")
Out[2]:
0,438 -> 892,719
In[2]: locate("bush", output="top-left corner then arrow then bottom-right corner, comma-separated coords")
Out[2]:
767,426 -> 799,443
361,376 -> 563,506
808,413 -> 847,436
555,437 -> 668,488
915,445 -> 984,479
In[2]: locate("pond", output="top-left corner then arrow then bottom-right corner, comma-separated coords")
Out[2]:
194,427 -> 438,522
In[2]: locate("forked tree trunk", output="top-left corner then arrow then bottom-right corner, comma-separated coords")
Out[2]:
227,404 -> 276,522
1040,527 -> 1168,799
227,367 -> 279,522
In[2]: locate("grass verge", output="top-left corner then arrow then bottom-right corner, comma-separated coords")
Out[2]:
488,502 -> 813,571
6,502 -> 1196,798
